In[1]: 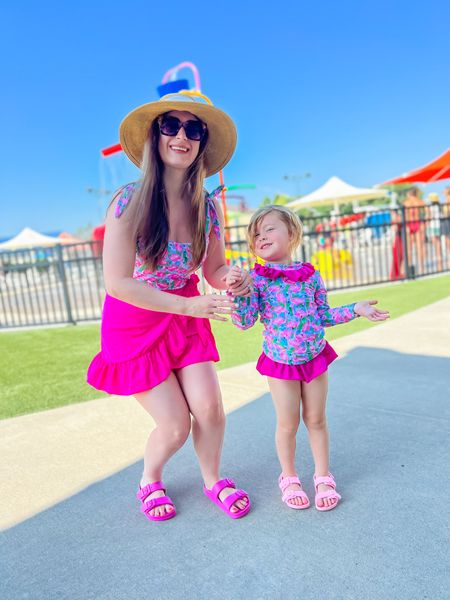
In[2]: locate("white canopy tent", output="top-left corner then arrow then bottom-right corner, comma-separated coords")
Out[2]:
286,176 -> 388,212
0,228 -> 63,251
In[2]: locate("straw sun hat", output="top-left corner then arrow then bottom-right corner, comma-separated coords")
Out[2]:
119,91 -> 237,177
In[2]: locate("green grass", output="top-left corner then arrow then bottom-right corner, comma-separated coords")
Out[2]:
0,326 -> 108,419
211,274 -> 450,369
1,274 -> 449,419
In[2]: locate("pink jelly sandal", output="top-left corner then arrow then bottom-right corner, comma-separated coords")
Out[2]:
278,474 -> 310,510
203,478 -> 251,519
313,472 -> 341,511
136,481 -> 176,522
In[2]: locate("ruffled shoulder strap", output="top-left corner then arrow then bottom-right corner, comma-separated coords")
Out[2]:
114,182 -> 139,218
205,185 -> 224,240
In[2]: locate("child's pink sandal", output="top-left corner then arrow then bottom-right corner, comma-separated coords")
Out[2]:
313,472 -> 341,511
278,474 -> 310,510
136,481 -> 176,522
203,478 -> 251,519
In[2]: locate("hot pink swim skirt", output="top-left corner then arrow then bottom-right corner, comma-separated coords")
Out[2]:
256,342 -> 338,382
87,274 -> 219,395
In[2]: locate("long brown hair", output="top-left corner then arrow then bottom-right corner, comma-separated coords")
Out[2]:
129,114 -> 210,271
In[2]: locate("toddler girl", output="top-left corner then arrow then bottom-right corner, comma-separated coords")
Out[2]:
230,206 -> 389,511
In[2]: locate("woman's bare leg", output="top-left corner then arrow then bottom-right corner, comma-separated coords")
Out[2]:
176,362 -> 248,513
135,373 -> 191,517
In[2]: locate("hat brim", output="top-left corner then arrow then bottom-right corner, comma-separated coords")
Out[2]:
119,100 -> 237,177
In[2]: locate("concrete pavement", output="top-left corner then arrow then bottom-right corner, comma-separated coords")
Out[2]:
1,297 -> 450,599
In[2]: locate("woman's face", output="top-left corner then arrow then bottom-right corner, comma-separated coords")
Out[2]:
157,110 -> 203,171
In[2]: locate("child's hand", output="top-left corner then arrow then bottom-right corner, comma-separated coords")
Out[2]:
224,264 -> 243,287
354,300 -> 390,322
222,265 -> 252,297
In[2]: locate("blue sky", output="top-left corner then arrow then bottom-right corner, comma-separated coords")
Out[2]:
1,0 -> 449,238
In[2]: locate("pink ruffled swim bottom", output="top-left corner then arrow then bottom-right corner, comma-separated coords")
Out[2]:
256,341 -> 338,383
87,275 -> 219,396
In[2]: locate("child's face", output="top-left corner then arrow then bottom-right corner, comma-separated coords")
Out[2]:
254,213 -> 293,263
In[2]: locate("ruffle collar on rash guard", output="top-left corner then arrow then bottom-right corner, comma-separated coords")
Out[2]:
254,261 -> 315,282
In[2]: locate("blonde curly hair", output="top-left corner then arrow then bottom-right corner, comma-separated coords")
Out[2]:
247,205 -> 303,256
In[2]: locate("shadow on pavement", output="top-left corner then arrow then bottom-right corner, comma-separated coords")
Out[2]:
2,347 -> 449,600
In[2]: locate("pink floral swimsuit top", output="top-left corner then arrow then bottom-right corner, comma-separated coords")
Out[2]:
232,262 -> 358,365
114,182 -> 222,290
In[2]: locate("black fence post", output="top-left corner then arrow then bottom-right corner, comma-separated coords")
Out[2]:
300,233 -> 307,263
400,206 -> 414,280
55,245 -> 75,324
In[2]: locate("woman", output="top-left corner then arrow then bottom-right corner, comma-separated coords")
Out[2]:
87,92 -> 251,521
426,193 -> 442,271
442,187 -> 450,268
403,187 -> 426,275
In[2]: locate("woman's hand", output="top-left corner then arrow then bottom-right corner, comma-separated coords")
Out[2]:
354,300 -> 390,322
185,294 -> 236,322
222,265 -> 252,297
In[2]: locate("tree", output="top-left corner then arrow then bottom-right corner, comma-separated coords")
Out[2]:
75,223 -> 94,240
380,184 -> 421,205
260,194 -> 293,207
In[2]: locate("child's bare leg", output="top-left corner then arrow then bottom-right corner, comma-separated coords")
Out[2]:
301,371 -> 337,509
268,377 -> 308,507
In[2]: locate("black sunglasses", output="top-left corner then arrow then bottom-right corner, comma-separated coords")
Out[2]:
158,115 -> 207,141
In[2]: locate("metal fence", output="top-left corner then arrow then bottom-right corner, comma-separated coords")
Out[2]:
0,242 -> 104,328
1,207 -> 449,328
227,206 -> 450,286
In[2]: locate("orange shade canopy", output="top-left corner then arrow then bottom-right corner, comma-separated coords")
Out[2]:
381,148 -> 450,185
